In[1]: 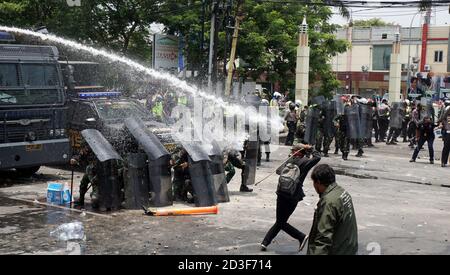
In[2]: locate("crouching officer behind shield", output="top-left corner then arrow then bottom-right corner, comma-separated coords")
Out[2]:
70,143 -> 100,209
223,149 -> 253,192
171,146 -> 195,203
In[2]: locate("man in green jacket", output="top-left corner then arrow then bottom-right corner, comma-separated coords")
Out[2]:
307,164 -> 358,255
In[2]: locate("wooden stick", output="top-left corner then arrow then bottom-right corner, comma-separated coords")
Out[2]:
6,197 -> 112,219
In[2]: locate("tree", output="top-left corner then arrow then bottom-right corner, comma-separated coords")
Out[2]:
234,0 -> 349,98
0,0 -> 163,61
351,18 -> 395,28
0,0 -> 350,99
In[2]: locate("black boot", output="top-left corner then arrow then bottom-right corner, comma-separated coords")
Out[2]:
265,153 -> 270,162
74,194 -> 85,208
74,198 -> 85,208
240,184 -> 253,192
323,150 -> 329,157
342,152 -> 348,160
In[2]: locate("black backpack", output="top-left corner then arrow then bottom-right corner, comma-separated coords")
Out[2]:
277,163 -> 301,197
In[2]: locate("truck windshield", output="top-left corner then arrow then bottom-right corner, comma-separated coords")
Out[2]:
95,101 -> 154,121
0,63 -> 64,106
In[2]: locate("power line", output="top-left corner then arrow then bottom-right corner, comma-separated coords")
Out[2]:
256,0 -> 450,8
338,8 -> 448,16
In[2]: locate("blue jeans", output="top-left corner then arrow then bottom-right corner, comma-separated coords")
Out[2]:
412,136 -> 434,161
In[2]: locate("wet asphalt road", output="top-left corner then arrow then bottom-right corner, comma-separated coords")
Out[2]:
1,141 -> 450,255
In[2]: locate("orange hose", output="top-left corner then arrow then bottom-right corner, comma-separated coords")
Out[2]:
150,205 -> 218,216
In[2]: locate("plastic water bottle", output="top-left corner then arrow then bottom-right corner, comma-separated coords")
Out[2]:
50,221 -> 85,241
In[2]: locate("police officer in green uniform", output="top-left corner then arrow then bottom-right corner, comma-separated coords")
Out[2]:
170,146 -> 194,203
223,149 -> 253,192
308,164 -> 358,255
152,94 -> 164,122
70,143 -> 100,209
316,104 -> 335,156
177,93 -> 188,106
334,103 -> 351,160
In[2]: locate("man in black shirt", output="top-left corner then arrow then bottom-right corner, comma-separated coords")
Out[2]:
261,144 -> 321,252
410,116 -> 436,164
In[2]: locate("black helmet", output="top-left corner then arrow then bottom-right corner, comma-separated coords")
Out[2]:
289,102 -> 296,110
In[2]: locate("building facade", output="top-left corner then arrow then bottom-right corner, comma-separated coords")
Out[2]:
332,25 -> 450,99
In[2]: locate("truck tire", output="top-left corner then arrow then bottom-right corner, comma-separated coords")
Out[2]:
16,166 -> 41,177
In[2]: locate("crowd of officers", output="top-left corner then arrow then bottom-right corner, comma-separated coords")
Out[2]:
70,87 -> 450,209
145,88 -> 189,122
70,138 -> 255,209
284,95 -> 450,167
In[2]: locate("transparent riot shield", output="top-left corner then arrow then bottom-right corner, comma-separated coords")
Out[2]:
205,141 -> 229,203
243,138 -> 259,186
312,96 -> 325,106
389,102 -> 404,129
359,104 -> 373,139
420,98 -> 435,123
345,104 -> 362,139
304,107 -> 320,144
323,100 -> 337,138
334,95 -> 345,115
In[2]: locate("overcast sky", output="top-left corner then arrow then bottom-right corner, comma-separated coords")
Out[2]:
331,0 -> 449,27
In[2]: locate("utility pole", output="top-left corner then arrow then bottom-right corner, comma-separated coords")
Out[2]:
208,0 -> 218,93
199,0 -> 206,88
224,0 -> 244,97
223,0 -> 233,78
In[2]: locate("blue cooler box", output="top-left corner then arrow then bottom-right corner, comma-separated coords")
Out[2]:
47,182 -> 71,205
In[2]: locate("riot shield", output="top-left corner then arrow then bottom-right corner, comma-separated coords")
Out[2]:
345,104 -> 362,139
334,95 -> 345,115
389,102 -> 404,129
205,140 -> 229,203
124,117 -> 172,207
244,95 -> 262,107
81,129 -> 123,210
359,104 -> 373,139
243,139 -> 259,186
123,153 -> 150,209
181,141 -> 217,207
96,159 -> 122,210
312,96 -> 325,106
304,107 -> 320,144
124,117 -> 169,161
81,129 -> 122,162
323,101 -> 337,138
420,98 -> 435,122
148,155 -> 173,207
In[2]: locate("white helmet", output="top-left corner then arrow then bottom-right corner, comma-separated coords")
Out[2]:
357,98 -> 368,104
404,99 -> 410,105
295,100 -> 302,107
273,92 -> 282,98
